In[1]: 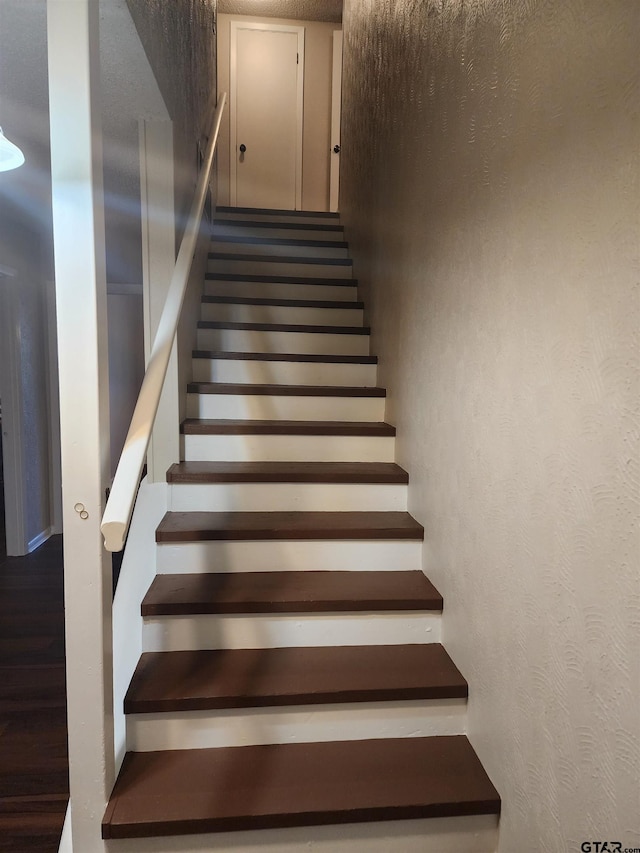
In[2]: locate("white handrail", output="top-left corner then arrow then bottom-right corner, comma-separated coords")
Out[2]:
101,93 -> 227,552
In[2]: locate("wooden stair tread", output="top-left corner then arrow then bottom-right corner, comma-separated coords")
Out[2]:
197,320 -> 369,334
167,461 -> 408,484
181,419 -> 396,436
155,511 -> 424,543
216,205 -> 340,218
192,351 -> 377,364
214,219 -> 344,233
141,570 -> 442,616
187,382 -> 385,397
202,295 -> 363,309
212,235 -> 348,249
205,273 -> 357,286
102,735 -> 500,839
209,252 -> 352,266
124,644 -> 465,713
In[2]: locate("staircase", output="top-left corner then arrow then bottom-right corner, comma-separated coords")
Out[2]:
102,206 -> 500,851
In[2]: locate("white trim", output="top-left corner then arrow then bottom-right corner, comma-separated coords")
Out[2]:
330,29 -> 343,212
138,118 -> 179,484
230,20 -> 305,210
27,526 -> 52,553
295,27 -> 305,211
101,96 -> 226,552
111,478 -> 168,773
48,3 -> 115,851
45,278 -> 63,536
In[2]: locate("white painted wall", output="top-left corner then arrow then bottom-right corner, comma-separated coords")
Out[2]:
340,1 -> 640,851
107,290 -> 145,472
0,226 -> 57,554
0,1 -> 59,555
111,479 -> 168,771
100,0 -> 171,476
217,13 -> 341,211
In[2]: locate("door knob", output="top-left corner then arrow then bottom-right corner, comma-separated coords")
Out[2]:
239,144 -> 247,153
333,144 -> 340,154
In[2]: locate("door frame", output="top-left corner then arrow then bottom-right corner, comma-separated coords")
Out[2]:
329,29 -> 343,212
229,20 -> 305,210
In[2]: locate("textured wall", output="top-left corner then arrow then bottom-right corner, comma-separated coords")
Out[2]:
126,0 -> 217,138
340,1 -> 639,851
126,0 -> 218,225
219,0 -> 342,23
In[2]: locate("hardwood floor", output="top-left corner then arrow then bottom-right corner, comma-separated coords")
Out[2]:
0,535 -> 68,852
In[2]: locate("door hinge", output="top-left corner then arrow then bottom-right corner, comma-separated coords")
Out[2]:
297,53 -> 299,65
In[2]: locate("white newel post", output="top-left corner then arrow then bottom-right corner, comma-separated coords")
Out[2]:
48,1 -> 114,850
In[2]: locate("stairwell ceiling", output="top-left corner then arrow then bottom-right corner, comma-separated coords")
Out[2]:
218,0 -> 342,23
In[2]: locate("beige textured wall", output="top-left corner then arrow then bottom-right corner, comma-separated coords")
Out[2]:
340,1 -> 639,851
217,13 -> 340,211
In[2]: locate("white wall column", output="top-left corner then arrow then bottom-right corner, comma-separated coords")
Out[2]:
48,1 -> 114,850
139,119 -> 180,482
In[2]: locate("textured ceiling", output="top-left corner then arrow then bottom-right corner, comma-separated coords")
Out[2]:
218,0 -> 342,23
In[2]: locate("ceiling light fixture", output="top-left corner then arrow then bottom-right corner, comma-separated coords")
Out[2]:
0,127 -> 25,172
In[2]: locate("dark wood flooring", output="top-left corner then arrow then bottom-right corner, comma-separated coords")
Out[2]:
0,534 -> 68,852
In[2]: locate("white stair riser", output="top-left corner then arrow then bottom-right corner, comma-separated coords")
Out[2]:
156,540 -> 423,574
196,328 -> 369,356
215,212 -> 341,226
200,302 -> 363,327
208,258 -> 352,279
191,358 -> 377,387
142,612 -> 440,652
127,699 -> 467,752
213,224 -> 344,241
169,483 -> 408,513
182,434 -> 396,463
103,815 -> 499,853
186,393 -> 385,422
205,281 -> 358,302
211,240 -> 349,259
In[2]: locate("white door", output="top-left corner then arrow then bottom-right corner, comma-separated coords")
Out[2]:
230,22 -> 304,210
330,30 -> 343,212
